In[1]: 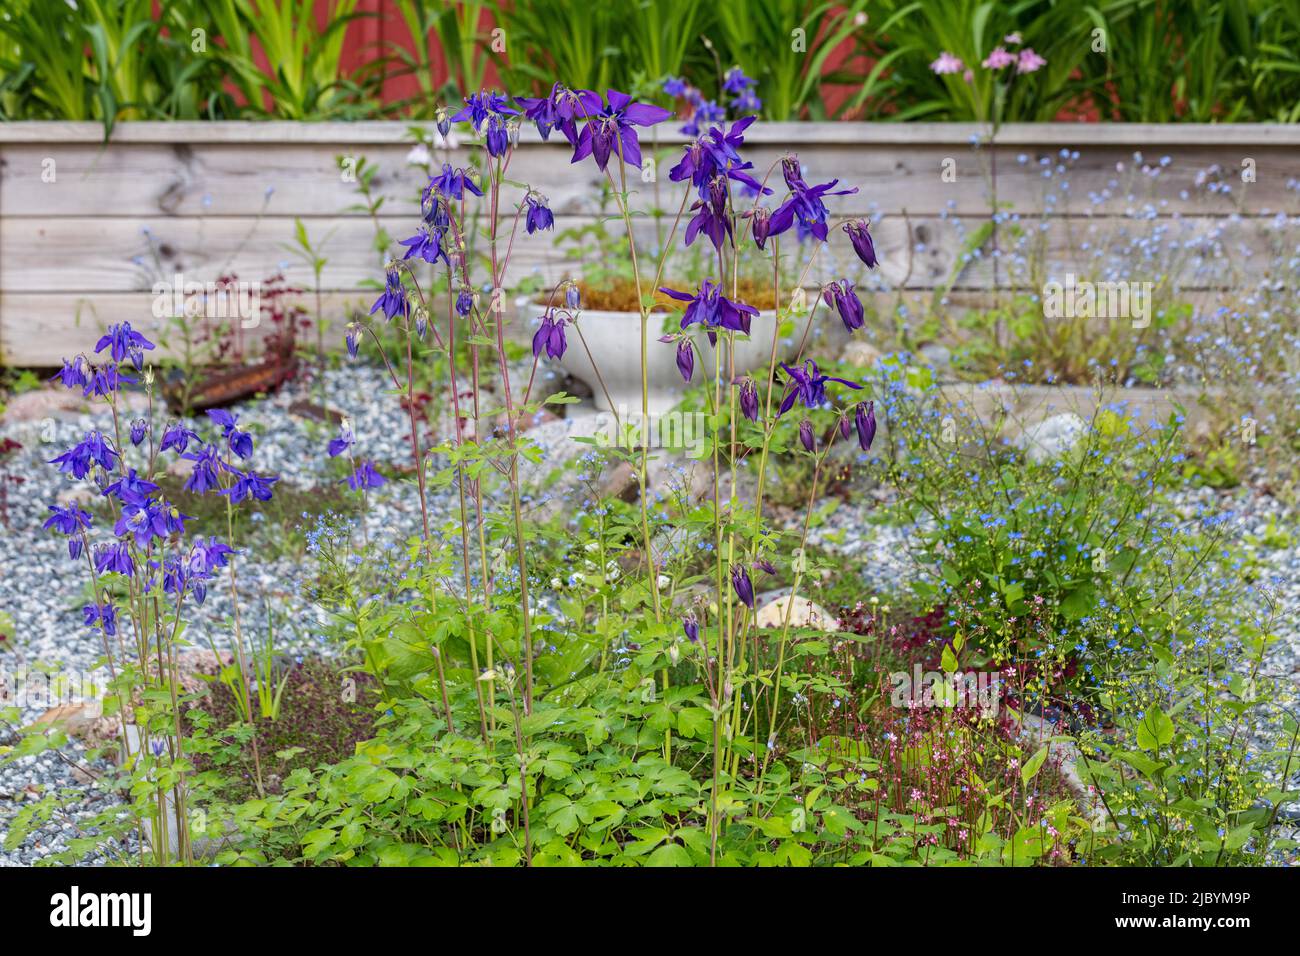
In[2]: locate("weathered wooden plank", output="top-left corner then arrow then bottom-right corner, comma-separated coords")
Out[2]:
3,212 -> 1287,299
5,140 -> 1299,218
5,121 -> 1300,146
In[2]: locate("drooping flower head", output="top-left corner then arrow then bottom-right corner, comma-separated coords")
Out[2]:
103,467 -> 159,506
515,83 -> 587,144
160,422 -> 198,454
739,377 -> 760,422
770,156 -> 858,242
676,339 -> 694,382
777,359 -> 863,416
824,279 -> 865,333
327,421 -> 355,458
207,408 -> 253,459
49,431 -> 118,479
531,311 -> 568,361
682,613 -> 701,645
524,193 -> 554,234
345,461 -> 386,491
843,219 -> 878,267
731,565 -> 755,609
799,419 -> 816,452
659,279 -> 759,345
83,602 -> 117,637
855,401 -> 877,451
426,163 -> 483,202
370,268 -> 411,321
221,469 -> 278,505
51,357 -> 90,391
399,225 -> 450,266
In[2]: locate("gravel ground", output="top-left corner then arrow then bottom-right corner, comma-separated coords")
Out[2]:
1,367 -> 1297,864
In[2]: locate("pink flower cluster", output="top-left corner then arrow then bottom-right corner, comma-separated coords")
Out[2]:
930,33 -> 1046,78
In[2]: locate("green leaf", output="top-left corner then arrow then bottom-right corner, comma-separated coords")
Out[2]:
1021,744 -> 1048,783
1136,707 -> 1175,751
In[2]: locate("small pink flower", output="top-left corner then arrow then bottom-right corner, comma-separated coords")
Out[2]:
982,46 -> 1016,69
1004,32 -> 1022,44
1017,48 -> 1047,73
930,51 -> 965,75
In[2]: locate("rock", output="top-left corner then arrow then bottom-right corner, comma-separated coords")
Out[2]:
56,486 -> 97,508
755,594 -> 839,632
1014,412 -> 1086,464
32,702 -> 120,751
0,387 -> 88,424
918,343 -> 952,376
166,455 -> 195,481
840,339 -> 883,371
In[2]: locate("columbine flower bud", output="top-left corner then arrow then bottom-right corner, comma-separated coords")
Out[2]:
855,400 -> 877,451
676,339 -> 694,382
799,419 -> 816,452
739,377 -> 759,422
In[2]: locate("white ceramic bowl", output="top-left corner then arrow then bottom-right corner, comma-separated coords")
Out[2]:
552,308 -> 787,416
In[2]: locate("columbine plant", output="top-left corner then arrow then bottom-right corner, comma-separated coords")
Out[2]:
42,322 -> 277,864
336,82 -> 888,864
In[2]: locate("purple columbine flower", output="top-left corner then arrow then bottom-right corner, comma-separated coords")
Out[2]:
571,89 -> 672,172
129,418 -> 147,447
345,461 -> 386,491
771,156 -> 858,242
777,359 -> 863,416
51,357 -> 89,391
221,469 -> 278,504
799,419 -> 816,452
181,445 -> 226,494
524,194 -> 554,234
83,602 -> 116,637
663,76 -> 688,98
327,424 -> 355,457
825,279 -> 864,333
685,175 -> 734,251
345,324 -> 361,359
207,408 -> 253,459
83,363 -> 136,399
44,504 -> 92,559
843,219 -> 878,267
370,270 -> 410,321
484,116 -> 511,156
676,339 -> 694,382
855,401 -> 877,451
669,117 -> 768,198
731,565 -> 755,609
659,279 -> 758,346
399,226 -> 450,266
114,501 -> 167,548
160,422 -> 198,454
188,536 -> 235,576
426,163 -> 483,201
451,91 -> 518,131
49,431 -> 118,479
103,468 -> 159,506
683,613 -> 700,644
94,322 -> 155,370
739,378 -> 760,421
515,82 -> 585,143
754,558 -> 778,576
94,541 -> 135,577
531,312 -> 567,360
456,288 -> 475,316
723,67 -> 757,96
565,284 -> 581,310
